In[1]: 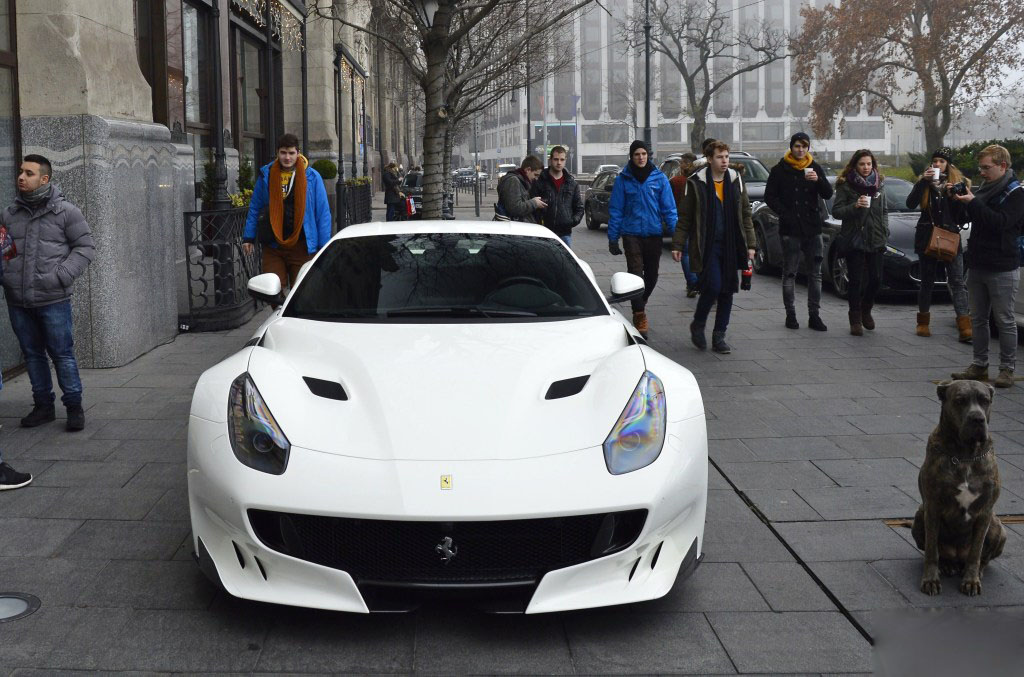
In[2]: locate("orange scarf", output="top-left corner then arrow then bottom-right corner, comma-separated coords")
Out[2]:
783,150 -> 813,171
268,155 -> 308,247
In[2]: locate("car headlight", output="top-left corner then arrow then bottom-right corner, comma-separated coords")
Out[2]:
885,244 -> 905,257
228,373 -> 290,475
603,371 -> 666,475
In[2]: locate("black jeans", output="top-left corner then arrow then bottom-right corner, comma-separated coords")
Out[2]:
623,235 -> 662,313
845,249 -> 883,312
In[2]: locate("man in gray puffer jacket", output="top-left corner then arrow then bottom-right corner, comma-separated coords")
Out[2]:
2,154 -> 94,431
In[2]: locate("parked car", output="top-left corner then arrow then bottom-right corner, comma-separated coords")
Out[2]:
190,220 -> 708,613
595,163 -> 620,174
401,172 -> 454,219
495,163 -> 517,180
659,150 -> 771,202
751,176 -> 943,299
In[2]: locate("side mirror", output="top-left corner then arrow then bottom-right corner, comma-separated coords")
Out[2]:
607,271 -> 645,304
248,273 -> 283,306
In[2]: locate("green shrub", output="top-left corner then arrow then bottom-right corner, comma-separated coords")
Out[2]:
948,138 -> 1024,179
907,152 -> 930,176
312,158 -> 338,181
345,175 -> 373,186
237,156 -> 255,193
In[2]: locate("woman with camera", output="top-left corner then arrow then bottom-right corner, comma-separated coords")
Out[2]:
905,147 -> 971,341
832,149 -> 889,336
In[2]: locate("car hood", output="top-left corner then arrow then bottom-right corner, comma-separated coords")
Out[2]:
745,182 -> 765,201
244,316 -> 646,461
887,212 -> 919,253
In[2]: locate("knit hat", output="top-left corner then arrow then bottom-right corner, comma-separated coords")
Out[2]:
931,146 -> 953,162
629,139 -> 648,157
790,132 -> 811,148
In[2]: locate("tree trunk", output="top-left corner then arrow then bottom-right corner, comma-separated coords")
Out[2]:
689,107 -> 708,155
442,123 -> 455,193
921,101 -> 951,154
419,9 -> 452,220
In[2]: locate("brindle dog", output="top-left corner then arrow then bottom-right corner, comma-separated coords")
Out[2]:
913,380 -> 1006,596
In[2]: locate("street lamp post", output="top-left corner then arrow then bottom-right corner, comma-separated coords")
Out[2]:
334,46 -> 346,230
361,80 -> 368,177
643,0 -> 652,150
473,117 -> 481,217
209,0 -> 229,210
351,67 -> 357,177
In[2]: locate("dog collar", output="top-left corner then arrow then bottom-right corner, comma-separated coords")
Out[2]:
950,449 -> 991,466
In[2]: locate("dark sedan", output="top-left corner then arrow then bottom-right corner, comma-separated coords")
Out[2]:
401,172 -> 455,220
752,176 -> 943,299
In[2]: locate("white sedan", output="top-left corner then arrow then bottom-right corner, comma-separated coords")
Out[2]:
187,221 -> 708,613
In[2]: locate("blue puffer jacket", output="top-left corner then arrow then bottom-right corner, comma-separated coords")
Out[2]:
243,160 -> 333,254
607,165 -> 678,241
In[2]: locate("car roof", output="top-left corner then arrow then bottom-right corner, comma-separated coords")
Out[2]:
330,220 -> 561,242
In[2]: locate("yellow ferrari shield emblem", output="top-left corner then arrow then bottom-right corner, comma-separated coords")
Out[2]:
440,474 -> 453,490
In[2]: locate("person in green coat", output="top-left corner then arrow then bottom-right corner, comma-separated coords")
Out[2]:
832,149 -> 889,336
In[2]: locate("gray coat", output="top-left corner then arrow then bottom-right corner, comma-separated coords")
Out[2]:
2,185 -> 95,307
496,170 -> 538,223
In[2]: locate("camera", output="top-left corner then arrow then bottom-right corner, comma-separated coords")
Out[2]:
949,181 -> 969,196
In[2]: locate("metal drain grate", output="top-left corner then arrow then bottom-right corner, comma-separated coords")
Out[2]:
0,593 -> 40,623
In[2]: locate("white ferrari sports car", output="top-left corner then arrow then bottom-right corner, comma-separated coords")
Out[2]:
187,220 -> 708,613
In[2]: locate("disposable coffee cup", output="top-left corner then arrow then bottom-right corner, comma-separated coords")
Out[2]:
804,168 -> 813,176
865,195 -> 873,206
929,168 -> 940,181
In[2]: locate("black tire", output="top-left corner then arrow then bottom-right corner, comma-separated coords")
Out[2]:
586,205 -> 601,230
829,247 -> 850,300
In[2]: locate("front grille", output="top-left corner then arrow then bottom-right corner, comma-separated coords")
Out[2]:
909,261 -> 947,284
248,509 -> 647,584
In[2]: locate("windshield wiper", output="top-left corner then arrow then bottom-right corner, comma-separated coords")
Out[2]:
385,306 -> 537,318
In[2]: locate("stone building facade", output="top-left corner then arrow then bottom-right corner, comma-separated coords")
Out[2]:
0,0 -> 420,372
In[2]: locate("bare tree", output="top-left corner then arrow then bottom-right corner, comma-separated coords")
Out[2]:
314,0 -> 600,218
794,0 -> 1024,151
624,0 -> 790,154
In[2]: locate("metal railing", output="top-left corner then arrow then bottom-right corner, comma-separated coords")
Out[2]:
340,183 -> 373,228
181,208 -> 260,332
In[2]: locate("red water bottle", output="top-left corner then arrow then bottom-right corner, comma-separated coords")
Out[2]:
741,259 -> 753,290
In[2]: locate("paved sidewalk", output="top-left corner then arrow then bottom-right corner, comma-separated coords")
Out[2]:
1,220 -> 1022,673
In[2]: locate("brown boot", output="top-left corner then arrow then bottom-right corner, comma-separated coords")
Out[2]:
633,311 -> 649,338
951,363 -> 988,381
849,310 -> 863,336
861,303 -> 875,330
916,312 -> 931,337
956,315 -> 973,343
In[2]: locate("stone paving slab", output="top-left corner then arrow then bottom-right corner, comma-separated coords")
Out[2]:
2,223 -> 1024,672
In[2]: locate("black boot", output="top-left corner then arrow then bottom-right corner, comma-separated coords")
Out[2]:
785,310 -> 799,329
712,331 -> 732,354
66,405 -> 85,432
21,403 -> 55,428
808,314 -> 828,331
690,321 -> 707,351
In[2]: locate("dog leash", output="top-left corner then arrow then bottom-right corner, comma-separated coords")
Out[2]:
949,449 -> 991,466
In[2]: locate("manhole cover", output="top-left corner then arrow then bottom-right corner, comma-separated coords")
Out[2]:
0,593 -> 40,623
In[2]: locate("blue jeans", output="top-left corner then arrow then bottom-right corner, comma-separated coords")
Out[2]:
385,202 -> 401,221
8,300 -> 83,408
559,234 -> 572,248
679,242 -> 698,288
693,240 -> 733,333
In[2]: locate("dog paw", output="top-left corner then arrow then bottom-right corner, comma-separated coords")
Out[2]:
960,577 -> 982,596
921,577 -> 941,595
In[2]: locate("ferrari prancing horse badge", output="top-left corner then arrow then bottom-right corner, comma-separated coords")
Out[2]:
440,474 -> 453,490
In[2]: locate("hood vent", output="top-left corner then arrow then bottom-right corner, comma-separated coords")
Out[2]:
303,376 -> 348,401
545,375 -> 590,400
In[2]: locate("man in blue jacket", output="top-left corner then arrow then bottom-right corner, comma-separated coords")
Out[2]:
608,140 -> 677,338
242,134 -> 332,293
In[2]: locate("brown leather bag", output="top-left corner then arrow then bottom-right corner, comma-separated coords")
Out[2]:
924,225 -> 959,262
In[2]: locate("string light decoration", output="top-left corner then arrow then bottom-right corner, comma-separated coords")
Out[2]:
232,0 -> 305,51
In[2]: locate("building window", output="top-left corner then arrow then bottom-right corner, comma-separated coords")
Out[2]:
583,125 -> 628,144
607,3 -> 627,121
658,123 -> 682,143
704,122 -> 734,144
661,53 -> 681,119
182,2 -> 212,131
0,0 -> 19,214
712,57 -> 733,118
742,122 -> 784,141
235,32 -> 264,165
842,121 -> 885,139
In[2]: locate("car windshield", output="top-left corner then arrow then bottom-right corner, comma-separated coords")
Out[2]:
736,158 -> 770,182
284,233 -> 609,322
883,179 -> 917,212
402,173 -> 423,188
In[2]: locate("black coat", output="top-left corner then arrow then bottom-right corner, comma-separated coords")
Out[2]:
961,174 -> 1024,273
763,158 -> 833,239
383,169 -> 403,205
529,169 -> 584,236
906,179 -> 965,255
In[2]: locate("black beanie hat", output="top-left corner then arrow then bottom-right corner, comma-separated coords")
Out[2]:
931,147 -> 953,162
790,132 -> 811,148
629,139 -> 648,157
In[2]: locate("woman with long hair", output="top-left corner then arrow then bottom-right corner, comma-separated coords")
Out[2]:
905,148 -> 971,341
832,149 -> 889,336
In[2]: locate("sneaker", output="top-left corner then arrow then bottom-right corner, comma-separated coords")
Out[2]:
808,314 -> 828,332
994,368 -> 1015,389
20,404 -> 55,428
66,405 -> 85,432
0,462 -> 33,490
951,364 -> 989,381
785,311 -> 799,330
690,321 -> 707,351
686,287 -> 698,298
711,331 -> 732,354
